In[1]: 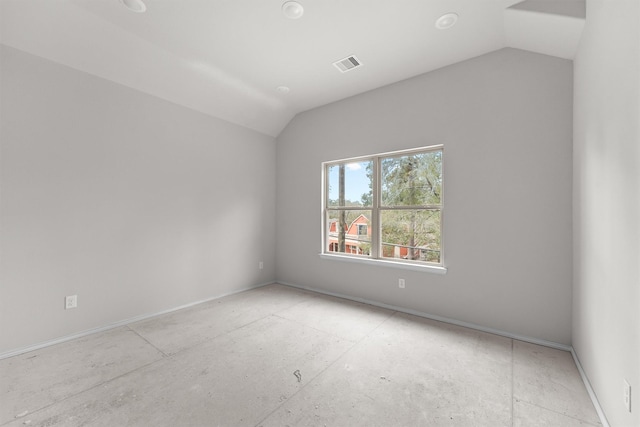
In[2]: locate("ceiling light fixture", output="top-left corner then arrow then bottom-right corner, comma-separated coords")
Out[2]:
282,1 -> 304,19
119,0 -> 147,13
277,86 -> 290,94
435,13 -> 458,30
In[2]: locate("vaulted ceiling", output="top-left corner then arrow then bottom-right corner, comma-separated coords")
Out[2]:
0,0 -> 585,137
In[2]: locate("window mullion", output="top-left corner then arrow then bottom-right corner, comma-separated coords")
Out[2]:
322,145 -> 443,266
379,205 -> 440,211
323,164 -> 330,254
371,156 -> 381,259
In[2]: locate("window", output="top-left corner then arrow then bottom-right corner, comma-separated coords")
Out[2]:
323,145 -> 443,266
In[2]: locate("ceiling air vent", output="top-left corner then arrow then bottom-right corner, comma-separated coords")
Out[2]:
333,55 -> 362,73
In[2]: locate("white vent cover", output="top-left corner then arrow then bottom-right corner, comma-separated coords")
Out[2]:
333,55 -> 362,73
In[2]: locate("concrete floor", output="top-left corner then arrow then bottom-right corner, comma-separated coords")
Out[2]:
1,284 -> 601,426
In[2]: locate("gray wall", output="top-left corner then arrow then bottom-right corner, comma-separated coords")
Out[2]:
276,48 -> 574,345
573,0 -> 640,425
0,45 -> 277,354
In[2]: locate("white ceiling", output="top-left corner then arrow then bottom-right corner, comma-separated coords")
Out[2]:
0,0 -> 585,137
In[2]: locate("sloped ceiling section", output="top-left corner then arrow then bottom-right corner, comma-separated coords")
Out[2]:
504,0 -> 586,59
0,0 -> 584,137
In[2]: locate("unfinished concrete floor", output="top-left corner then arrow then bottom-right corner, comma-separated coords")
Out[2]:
1,284 -> 601,426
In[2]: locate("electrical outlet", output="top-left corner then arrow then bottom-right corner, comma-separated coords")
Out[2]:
398,279 -> 405,289
259,261 -> 264,270
624,379 -> 632,412
65,295 -> 77,310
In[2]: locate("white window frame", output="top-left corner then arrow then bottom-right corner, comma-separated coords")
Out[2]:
320,145 -> 446,274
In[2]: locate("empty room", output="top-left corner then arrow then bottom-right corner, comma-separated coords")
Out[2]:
0,0 -> 638,426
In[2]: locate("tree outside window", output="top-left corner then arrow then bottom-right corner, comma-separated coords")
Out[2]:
323,146 -> 443,266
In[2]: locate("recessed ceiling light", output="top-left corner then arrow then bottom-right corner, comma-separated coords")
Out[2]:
277,86 -> 291,94
119,0 -> 146,13
435,13 -> 458,30
282,1 -> 304,19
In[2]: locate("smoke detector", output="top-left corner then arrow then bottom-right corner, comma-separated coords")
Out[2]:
282,1 -> 304,19
435,13 -> 458,29
119,0 -> 147,13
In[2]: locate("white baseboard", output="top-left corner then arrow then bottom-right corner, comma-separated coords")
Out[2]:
1,279 -> 610,427
0,281 -> 275,360
278,280 -> 611,427
277,280 -> 571,351
571,349 -> 610,427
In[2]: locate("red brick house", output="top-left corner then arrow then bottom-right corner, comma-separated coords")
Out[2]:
327,214 -> 370,254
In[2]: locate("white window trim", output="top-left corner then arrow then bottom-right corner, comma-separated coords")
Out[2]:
319,253 -> 448,274
321,145 -> 445,273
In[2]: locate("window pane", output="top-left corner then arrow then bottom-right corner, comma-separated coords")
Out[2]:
380,209 -> 441,263
327,161 -> 373,207
381,151 -> 442,207
326,209 -> 372,255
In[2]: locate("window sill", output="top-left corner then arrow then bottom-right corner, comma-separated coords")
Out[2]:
319,253 -> 447,275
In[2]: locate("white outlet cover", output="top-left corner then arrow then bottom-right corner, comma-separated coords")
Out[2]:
624,379 -> 632,412
65,295 -> 78,309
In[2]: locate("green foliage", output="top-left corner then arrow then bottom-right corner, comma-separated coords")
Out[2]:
326,199 -> 364,208
381,210 -> 441,262
361,163 -> 373,206
381,151 -> 441,206
380,151 -> 442,262
329,149 -> 442,263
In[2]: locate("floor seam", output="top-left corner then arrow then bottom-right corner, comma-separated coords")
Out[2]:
253,310 -> 398,427
267,293 -> 319,317
1,357 -> 165,426
4,286 -> 600,426
126,325 -> 169,357
144,297 -> 337,360
513,397 -> 602,426
147,308 -> 299,359
270,313 -> 360,344
270,301 -> 396,343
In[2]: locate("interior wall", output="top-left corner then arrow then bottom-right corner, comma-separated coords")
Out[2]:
276,48 -> 574,345
0,45 -> 277,354
573,0 -> 640,425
